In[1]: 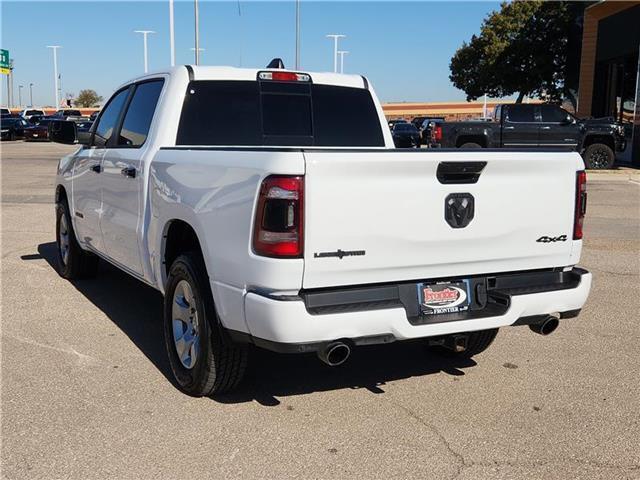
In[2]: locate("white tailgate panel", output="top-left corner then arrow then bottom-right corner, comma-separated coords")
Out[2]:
303,150 -> 584,289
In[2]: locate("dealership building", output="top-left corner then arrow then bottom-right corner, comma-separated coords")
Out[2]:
577,1 -> 639,165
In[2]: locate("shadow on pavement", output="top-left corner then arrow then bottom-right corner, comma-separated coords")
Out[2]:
30,242 -> 478,407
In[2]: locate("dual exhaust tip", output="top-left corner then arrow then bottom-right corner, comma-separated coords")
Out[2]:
317,316 -> 559,366
529,315 -> 559,336
317,341 -> 351,367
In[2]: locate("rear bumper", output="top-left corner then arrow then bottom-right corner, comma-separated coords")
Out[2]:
237,267 -> 591,353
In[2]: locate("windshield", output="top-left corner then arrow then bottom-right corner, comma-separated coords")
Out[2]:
177,80 -> 385,147
25,110 -> 43,115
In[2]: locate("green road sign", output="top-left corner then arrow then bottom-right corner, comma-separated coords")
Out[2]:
0,49 -> 9,75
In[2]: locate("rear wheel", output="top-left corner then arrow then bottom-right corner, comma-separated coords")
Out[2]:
164,252 -> 248,396
459,142 -> 482,149
428,329 -> 499,358
56,200 -> 99,279
583,143 -> 615,169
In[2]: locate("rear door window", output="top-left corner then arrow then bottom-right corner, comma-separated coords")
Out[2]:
176,79 -> 384,147
505,105 -> 536,123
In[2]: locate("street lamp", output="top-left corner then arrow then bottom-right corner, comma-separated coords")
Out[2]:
190,47 -> 205,63
18,85 -> 23,106
337,50 -> 349,74
29,83 -> 34,106
169,0 -> 175,67
134,30 -> 155,73
194,0 -> 200,65
46,46 -> 61,107
326,34 -> 345,73
295,0 -> 300,69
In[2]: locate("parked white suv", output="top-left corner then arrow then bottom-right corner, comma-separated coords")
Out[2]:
51,64 -> 591,396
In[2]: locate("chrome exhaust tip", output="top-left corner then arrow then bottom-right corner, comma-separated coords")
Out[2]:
529,315 -> 560,336
317,341 -> 351,367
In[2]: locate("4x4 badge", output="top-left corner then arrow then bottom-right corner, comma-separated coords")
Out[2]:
536,235 -> 568,243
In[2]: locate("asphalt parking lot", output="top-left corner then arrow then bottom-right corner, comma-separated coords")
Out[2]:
1,141 -> 639,480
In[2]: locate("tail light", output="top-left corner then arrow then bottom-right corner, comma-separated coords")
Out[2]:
432,125 -> 443,143
253,175 -> 304,258
573,171 -> 587,239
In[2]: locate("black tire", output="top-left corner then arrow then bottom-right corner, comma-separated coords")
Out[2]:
459,142 -> 482,149
164,252 -> 248,396
9,131 -> 15,141
583,143 -> 615,169
429,328 -> 499,359
55,200 -> 99,279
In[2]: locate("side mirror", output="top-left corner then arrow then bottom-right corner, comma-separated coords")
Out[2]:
48,120 -> 85,145
562,114 -> 574,125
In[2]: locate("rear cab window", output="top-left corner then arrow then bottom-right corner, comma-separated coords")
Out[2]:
176,77 -> 384,147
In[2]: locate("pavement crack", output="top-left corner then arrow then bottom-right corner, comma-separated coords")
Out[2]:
386,398 -> 466,479
3,334 -> 101,366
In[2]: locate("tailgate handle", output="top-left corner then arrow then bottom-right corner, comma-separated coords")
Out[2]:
436,161 -> 487,184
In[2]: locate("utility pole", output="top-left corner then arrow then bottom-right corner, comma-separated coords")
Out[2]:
337,50 -> 348,73
46,46 -> 61,107
194,0 -> 200,65
169,0 -> 175,66
295,0 -> 300,69
325,34 -> 345,73
134,30 -> 155,73
29,83 -> 33,106
18,84 -> 23,107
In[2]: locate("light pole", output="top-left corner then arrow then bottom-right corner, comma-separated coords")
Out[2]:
295,0 -> 300,69
29,83 -> 34,106
134,30 -> 155,73
337,50 -> 348,73
483,93 -> 488,119
190,47 -> 205,63
46,46 -> 61,107
194,0 -> 200,65
326,34 -> 345,73
169,0 -> 175,66
18,85 -> 23,106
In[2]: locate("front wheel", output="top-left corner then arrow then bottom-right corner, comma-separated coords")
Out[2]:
583,143 -> 615,169
459,142 -> 482,149
164,252 -> 248,396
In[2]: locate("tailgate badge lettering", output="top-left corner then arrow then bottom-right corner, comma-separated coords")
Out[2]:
536,235 -> 567,243
314,249 -> 366,259
445,193 -> 475,228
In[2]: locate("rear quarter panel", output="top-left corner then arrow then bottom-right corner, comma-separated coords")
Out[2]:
148,149 -> 305,331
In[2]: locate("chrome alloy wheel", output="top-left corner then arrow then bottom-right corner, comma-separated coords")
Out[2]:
58,213 -> 70,266
172,280 -> 200,369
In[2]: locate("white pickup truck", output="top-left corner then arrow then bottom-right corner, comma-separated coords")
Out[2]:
51,64 -> 591,396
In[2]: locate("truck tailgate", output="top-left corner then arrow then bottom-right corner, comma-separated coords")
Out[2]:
303,150 -> 584,289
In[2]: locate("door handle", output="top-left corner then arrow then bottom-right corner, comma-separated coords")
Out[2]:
90,164 -> 102,173
121,166 -> 136,178
504,126 -> 515,130
541,126 -> 551,130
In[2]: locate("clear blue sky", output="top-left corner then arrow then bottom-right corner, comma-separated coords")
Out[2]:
1,1 -> 502,107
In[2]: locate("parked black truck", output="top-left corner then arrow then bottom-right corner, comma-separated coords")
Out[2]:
433,103 -> 626,169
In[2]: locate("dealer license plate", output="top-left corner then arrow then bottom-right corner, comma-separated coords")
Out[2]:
417,280 -> 471,316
